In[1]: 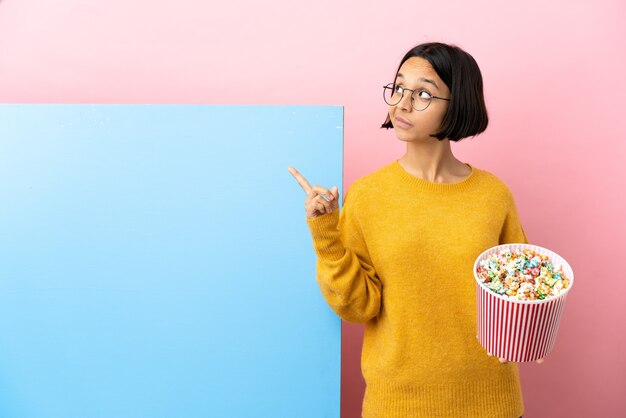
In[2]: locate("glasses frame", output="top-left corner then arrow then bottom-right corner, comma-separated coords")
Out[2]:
383,83 -> 450,111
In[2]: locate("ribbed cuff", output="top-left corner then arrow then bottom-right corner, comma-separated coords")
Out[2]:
362,377 -> 524,418
305,210 -> 345,260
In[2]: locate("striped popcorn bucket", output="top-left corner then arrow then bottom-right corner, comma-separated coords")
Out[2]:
474,243 -> 574,362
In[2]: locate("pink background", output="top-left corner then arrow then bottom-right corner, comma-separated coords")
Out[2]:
1,0 -> 624,416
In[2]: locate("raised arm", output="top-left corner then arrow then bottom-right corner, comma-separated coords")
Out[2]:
288,167 -> 382,323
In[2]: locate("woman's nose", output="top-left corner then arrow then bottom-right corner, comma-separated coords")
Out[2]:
398,91 -> 412,112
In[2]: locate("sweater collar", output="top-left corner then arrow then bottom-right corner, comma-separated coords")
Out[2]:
392,159 -> 479,192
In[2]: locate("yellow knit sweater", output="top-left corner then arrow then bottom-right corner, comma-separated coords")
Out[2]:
306,160 -> 529,418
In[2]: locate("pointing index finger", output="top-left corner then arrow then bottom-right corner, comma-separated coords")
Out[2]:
288,166 -> 312,194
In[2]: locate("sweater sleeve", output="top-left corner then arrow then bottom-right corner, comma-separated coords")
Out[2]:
498,190 -> 530,245
305,189 -> 382,323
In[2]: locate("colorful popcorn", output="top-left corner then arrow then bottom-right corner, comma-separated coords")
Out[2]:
475,248 -> 571,301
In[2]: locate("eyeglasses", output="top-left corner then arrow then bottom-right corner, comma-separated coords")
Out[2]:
383,83 -> 450,111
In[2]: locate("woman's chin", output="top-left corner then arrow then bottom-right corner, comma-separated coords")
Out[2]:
394,130 -> 436,143
394,131 -> 418,142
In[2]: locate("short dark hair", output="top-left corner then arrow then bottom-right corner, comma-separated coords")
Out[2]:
381,42 -> 489,141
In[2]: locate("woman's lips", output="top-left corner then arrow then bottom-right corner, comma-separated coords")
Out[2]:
395,116 -> 413,129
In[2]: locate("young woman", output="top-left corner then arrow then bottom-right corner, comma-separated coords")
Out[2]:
288,42 -> 539,418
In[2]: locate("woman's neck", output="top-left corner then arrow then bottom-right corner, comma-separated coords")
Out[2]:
398,139 -> 470,183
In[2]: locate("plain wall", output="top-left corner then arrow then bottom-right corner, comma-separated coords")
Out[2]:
1,1 -> 624,417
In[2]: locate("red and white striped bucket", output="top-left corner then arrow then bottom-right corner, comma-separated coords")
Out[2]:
474,243 -> 574,362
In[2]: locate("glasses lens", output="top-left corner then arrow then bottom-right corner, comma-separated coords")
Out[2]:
383,83 -> 400,106
412,90 -> 431,111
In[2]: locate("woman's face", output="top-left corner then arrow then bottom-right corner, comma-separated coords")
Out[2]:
388,56 -> 451,143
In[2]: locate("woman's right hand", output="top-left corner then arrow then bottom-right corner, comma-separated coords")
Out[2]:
288,166 -> 339,219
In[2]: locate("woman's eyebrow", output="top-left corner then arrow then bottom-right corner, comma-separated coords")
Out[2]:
396,73 -> 439,89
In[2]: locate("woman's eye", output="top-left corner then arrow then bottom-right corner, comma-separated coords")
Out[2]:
394,85 -> 403,93
417,90 -> 432,100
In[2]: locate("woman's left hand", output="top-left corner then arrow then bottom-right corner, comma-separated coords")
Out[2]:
489,354 -> 544,364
